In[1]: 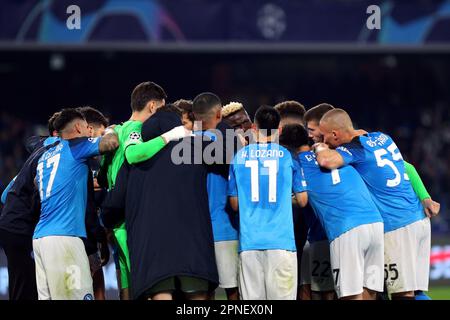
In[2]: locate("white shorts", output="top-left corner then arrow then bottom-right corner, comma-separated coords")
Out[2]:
384,217 -> 431,294
214,240 -> 239,288
239,250 -> 297,300
309,240 -> 334,292
299,242 -> 311,286
33,236 -> 94,300
330,222 -> 384,298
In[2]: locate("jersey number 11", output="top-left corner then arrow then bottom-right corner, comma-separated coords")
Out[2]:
245,160 -> 277,203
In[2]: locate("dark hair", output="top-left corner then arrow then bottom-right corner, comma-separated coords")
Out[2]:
254,105 -> 280,131
279,124 -> 309,150
131,81 -> 167,112
173,99 -> 194,122
48,111 -> 61,135
192,92 -> 222,120
156,103 -> 182,117
53,108 -> 85,132
77,106 -> 109,128
274,100 -> 306,121
304,103 -> 335,124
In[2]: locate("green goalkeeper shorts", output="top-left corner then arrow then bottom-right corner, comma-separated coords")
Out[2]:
113,222 -> 131,290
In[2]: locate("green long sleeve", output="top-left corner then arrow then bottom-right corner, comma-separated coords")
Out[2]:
125,136 -> 166,165
404,161 -> 430,201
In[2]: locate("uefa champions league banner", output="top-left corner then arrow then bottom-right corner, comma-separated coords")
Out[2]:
0,0 -> 450,45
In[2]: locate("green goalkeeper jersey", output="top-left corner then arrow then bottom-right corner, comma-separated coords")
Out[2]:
105,120 -> 165,188
106,120 -> 141,188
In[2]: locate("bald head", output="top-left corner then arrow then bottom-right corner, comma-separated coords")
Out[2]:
319,108 -> 355,148
320,108 -> 354,131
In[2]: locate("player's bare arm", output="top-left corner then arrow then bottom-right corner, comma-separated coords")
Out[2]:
99,129 -> 119,154
229,196 -> 238,212
294,192 -> 308,208
313,143 -> 345,170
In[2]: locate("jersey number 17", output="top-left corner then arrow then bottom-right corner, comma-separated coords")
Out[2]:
36,154 -> 61,200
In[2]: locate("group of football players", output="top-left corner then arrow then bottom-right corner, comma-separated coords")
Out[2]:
0,80 -> 440,300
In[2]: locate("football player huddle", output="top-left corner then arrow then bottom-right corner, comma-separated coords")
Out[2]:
0,81 -> 439,301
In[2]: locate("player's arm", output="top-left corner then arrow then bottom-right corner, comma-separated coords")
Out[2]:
99,128 -> 119,154
404,161 -> 440,217
125,126 -> 191,165
404,161 -> 430,201
294,192 -> 308,208
292,159 -> 308,208
313,143 -> 345,170
1,177 -> 16,204
227,161 -> 239,212
229,197 -> 239,212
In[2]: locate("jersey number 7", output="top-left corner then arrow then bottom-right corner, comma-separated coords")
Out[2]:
36,154 -> 61,200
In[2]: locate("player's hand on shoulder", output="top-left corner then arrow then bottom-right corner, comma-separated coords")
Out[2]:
99,129 -> 119,154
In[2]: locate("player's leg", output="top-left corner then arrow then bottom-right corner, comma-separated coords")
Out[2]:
415,218 -> 431,293
32,238 -> 51,300
92,270 -> 106,300
144,277 -> 176,300
384,223 -> 418,300
293,207 -> 308,300
362,222 -> 384,300
88,250 -> 106,300
41,236 -> 94,300
179,276 -> 210,300
113,223 -> 131,300
214,240 -> 239,300
265,250 -> 298,300
299,241 -> 312,300
309,240 -> 335,300
329,226 -> 365,300
239,250 -> 265,300
0,230 -> 38,300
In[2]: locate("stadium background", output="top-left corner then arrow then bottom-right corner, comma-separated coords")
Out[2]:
0,0 -> 449,299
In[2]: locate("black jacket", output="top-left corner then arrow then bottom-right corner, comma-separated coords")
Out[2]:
102,111 -> 221,299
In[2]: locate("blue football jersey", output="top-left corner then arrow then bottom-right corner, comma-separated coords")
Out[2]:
33,137 -> 101,239
298,151 -> 383,242
292,158 -> 327,243
195,129 -> 239,242
303,206 -> 328,243
207,173 -> 239,241
336,132 -> 425,232
228,142 -> 305,252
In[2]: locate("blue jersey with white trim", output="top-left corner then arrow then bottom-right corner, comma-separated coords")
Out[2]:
228,142 -> 305,252
33,137 -> 100,239
298,151 -> 383,242
335,132 -> 425,232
